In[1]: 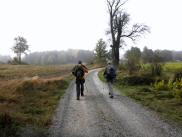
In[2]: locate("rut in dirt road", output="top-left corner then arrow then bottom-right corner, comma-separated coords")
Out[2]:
49,69 -> 182,137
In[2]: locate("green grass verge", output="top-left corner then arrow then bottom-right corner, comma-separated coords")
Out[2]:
98,70 -> 182,127
164,62 -> 182,73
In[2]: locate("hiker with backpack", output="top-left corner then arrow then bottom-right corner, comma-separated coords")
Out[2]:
72,61 -> 88,100
103,62 -> 116,98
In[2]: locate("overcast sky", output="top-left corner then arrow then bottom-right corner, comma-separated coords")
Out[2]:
0,0 -> 181,56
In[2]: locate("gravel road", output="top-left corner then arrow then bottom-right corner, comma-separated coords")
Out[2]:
49,69 -> 182,137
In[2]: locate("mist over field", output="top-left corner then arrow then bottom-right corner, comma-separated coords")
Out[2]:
1,49 -> 182,65
0,55 -> 11,63
0,49 -> 94,65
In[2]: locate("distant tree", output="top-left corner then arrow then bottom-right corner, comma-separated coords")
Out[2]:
94,39 -> 108,64
124,47 -> 141,74
142,46 -> 154,63
142,47 -> 173,64
159,50 -> 173,62
12,36 -> 29,63
107,49 -> 113,60
107,0 -> 150,67
173,51 -> 182,61
153,50 -> 164,63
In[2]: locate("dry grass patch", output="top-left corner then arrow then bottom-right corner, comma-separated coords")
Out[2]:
0,64 -> 74,136
0,76 -> 70,125
0,64 -> 73,80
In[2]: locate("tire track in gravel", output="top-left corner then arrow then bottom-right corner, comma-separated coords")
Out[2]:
49,69 -> 182,137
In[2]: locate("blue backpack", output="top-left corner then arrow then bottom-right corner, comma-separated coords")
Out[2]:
107,67 -> 116,79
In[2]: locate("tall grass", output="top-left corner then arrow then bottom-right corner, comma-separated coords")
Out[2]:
0,76 -> 70,122
0,64 -> 74,136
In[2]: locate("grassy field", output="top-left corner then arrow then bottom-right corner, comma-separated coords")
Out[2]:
164,62 -> 182,73
0,64 -> 73,80
99,62 -> 182,127
0,64 -> 74,137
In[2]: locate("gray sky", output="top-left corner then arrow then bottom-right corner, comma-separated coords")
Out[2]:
0,0 -> 181,56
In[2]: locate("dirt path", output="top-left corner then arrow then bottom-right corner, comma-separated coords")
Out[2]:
49,69 -> 182,137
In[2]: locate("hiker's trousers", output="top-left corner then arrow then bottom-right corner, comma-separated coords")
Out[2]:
76,79 -> 84,98
106,78 -> 114,96
108,81 -> 114,96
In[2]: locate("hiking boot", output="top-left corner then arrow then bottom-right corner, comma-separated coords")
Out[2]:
77,97 -> 80,100
110,95 -> 113,99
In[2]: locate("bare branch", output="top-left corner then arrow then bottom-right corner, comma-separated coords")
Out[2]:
121,24 -> 150,41
113,0 -> 128,17
111,0 -> 116,7
107,0 -> 127,17
107,0 -> 112,12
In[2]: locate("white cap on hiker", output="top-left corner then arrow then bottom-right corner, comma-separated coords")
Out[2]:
107,61 -> 111,65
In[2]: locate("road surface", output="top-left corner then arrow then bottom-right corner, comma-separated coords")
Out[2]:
49,69 -> 182,137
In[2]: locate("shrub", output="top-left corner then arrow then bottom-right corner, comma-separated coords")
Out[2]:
0,113 -> 19,137
174,89 -> 182,101
167,79 -> 174,90
172,80 -> 182,89
139,87 -> 153,92
119,76 -> 155,86
154,80 -> 168,91
118,62 -> 127,71
154,79 -> 182,91
173,72 -> 182,82
151,63 -> 163,76
126,63 -> 141,74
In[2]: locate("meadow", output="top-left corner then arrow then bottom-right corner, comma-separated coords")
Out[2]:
0,64 -> 73,80
0,64 -> 74,137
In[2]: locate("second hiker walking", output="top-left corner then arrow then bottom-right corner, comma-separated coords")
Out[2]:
72,61 -> 88,100
103,61 -> 116,98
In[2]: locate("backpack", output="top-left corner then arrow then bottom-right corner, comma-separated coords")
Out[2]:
75,67 -> 84,79
107,66 -> 116,79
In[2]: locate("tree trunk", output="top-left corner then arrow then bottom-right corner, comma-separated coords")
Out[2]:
115,46 -> 120,67
18,53 -> 21,63
112,44 -> 120,68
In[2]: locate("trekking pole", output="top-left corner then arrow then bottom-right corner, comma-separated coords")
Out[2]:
103,82 -> 105,93
85,82 -> 88,92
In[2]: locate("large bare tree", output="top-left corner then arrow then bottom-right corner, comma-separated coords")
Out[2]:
107,0 -> 150,67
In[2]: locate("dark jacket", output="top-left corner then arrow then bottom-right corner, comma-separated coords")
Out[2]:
72,64 -> 88,84
104,65 -> 116,82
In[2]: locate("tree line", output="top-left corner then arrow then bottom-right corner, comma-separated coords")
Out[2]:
23,49 -> 94,65
0,49 -> 94,65
123,46 -> 182,75
94,39 -> 182,66
0,35 -> 182,66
